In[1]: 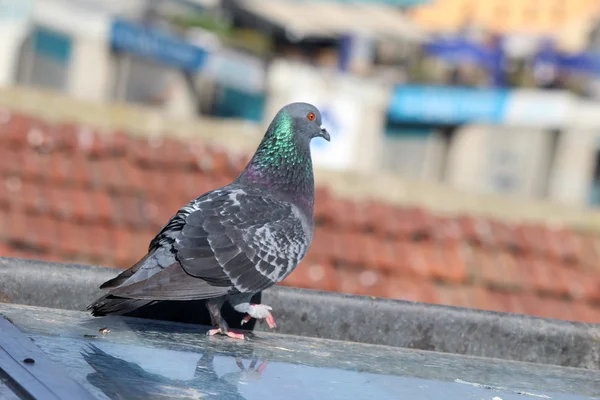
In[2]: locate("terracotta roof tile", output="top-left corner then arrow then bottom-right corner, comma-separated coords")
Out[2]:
0,147 -> 20,176
471,247 -> 503,287
495,250 -> 523,290
113,227 -> 140,268
86,224 -> 114,261
384,278 -> 440,304
437,242 -> 469,284
73,153 -> 96,187
455,215 -> 480,244
562,268 -> 600,303
571,302 -> 600,324
578,235 -> 600,271
0,112 -> 30,146
56,219 -> 84,256
403,242 -> 434,278
19,180 -> 44,214
30,214 -> 58,252
46,151 -> 72,185
436,284 -> 472,309
337,267 -> 386,296
390,208 -> 429,240
536,297 -> 575,321
489,219 -> 518,250
522,256 -> 567,296
90,189 -> 116,223
140,167 -> 171,199
366,237 -> 397,272
431,216 -> 464,243
420,242 -> 446,281
7,207 -> 29,245
2,109 -> 600,324
282,257 -> 337,292
557,228 -> 584,263
0,208 -> 8,241
307,226 -> 335,263
113,193 -> 147,228
464,286 -> 494,311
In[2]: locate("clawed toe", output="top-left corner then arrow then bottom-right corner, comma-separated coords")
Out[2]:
207,327 -> 246,340
240,313 -> 277,329
226,330 -> 246,340
240,304 -> 277,329
265,314 -> 277,328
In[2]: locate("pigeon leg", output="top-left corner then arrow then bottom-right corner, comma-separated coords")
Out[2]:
206,299 -> 246,340
240,304 -> 277,328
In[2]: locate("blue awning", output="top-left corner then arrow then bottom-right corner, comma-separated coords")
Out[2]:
534,39 -> 600,76
109,18 -> 208,72
388,85 -> 509,125
423,38 -> 493,65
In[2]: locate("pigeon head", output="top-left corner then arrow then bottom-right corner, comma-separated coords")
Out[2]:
278,102 -> 330,143
235,102 -> 329,207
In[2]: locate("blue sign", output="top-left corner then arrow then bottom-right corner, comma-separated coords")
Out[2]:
423,36 -> 507,87
533,38 -> 600,77
387,85 -> 508,125
110,18 -> 207,72
33,27 -> 72,64
423,38 -> 492,66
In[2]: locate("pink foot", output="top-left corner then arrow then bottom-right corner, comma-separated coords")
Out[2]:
264,313 -> 276,328
241,304 -> 277,329
206,328 -> 246,340
256,360 -> 268,373
225,330 -> 246,340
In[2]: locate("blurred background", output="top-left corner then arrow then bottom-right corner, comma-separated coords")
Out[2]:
1,0 -> 600,323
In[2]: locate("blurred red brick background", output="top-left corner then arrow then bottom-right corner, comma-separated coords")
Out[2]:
1,109 -> 600,323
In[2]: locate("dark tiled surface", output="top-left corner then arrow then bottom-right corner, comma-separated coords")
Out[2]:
1,109 -> 600,323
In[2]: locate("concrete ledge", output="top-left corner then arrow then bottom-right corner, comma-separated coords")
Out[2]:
1,256 -> 599,370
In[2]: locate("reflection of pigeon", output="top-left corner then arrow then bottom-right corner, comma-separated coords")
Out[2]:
222,358 -> 268,386
82,344 -> 190,400
89,103 -> 330,340
81,345 -> 265,400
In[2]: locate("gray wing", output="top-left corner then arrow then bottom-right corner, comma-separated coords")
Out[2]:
107,186 -> 312,300
176,187 -> 312,292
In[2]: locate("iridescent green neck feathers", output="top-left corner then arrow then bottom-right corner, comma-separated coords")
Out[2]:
236,112 -> 315,207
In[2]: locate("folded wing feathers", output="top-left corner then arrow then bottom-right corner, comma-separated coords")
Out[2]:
104,186 -> 311,300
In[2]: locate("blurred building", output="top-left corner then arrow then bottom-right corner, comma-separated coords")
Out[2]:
381,85 -> 600,206
2,0 -> 600,323
370,1 -> 600,209
0,0 -> 268,121
4,1 -> 600,207
408,0 -> 600,52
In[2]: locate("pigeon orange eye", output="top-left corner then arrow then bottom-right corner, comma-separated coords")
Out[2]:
307,112 -> 316,121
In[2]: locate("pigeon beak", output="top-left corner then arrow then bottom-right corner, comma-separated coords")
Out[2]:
319,125 -> 330,142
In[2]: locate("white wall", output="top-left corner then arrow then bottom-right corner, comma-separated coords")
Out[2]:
0,0 -> 33,86
446,125 -> 557,199
266,59 -> 388,173
68,37 -> 111,101
445,125 -> 487,191
0,24 -> 29,86
548,127 -> 597,206
32,0 -> 111,102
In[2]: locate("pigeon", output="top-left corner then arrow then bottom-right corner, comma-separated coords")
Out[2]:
88,102 -> 330,340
